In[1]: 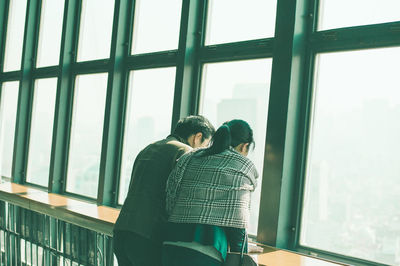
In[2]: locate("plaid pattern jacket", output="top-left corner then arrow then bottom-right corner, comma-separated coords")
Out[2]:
166,148 -> 258,229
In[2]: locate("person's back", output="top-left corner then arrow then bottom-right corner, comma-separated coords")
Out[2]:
166,147 -> 257,229
114,137 -> 191,241
113,115 -> 215,266
162,119 -> 258,266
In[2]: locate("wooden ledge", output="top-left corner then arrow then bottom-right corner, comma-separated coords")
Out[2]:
247,243 -> 348,266
0,182 -> 119,236
0,182 -> 347,265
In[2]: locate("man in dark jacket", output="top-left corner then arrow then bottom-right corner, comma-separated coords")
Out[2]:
113,115 -> 215,266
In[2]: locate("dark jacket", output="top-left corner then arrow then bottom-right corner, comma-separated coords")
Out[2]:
114,136 -> 191,243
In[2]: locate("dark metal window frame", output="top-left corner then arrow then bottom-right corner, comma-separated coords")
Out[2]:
1,0 -> 400,265
290,1 -> 400,266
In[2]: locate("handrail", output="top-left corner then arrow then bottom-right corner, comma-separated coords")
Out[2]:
0,181 -> 348,265
0,181 -> 119,236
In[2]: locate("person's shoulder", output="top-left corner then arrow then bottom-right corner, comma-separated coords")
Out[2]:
166,139 -> 191,150
137,137 -> 188,155
226,149 -> 259,177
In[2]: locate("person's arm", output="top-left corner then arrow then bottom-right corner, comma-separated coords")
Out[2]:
165,152 -> 192,215
224,227 -> 247,253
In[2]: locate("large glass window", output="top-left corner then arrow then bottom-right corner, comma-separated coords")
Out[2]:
66,74 -> 108,198
199,59 -> 272,235
36,0 -> 65,67
318,0 -> 400,31
26,78 -> 57,187
0,82 -> 19,178
77,0 -> 115,62
3,0 -> 27,72
131,0 -> 182,54
205,0 -> 276,45
301,48 -> 400,265
118,67 -> 176,203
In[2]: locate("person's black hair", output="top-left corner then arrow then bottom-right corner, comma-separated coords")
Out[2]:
201,119 -> 254,156
172,115 -> 215,144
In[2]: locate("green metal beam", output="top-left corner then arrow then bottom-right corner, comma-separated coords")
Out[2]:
257,0 -> 311,248
98,0 -> 133,206
32,66 -> 59,79
171,0 -> 206,128
72,59 -> 111,75
126,51 -> 177,70
49,0 -> 79,193
12,0 -> 40,184
0,71 -> 20,82
0,0 -> 9,75
310,21 -> 400,52
199,38 -> 274,63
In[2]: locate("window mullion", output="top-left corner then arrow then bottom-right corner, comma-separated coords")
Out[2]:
97,0 -> 133,206
257,0 -> 311,248
12,0 -> 40,184
0,0 -> 10,73
171,0 -> 206,129
49,0 -> 80,193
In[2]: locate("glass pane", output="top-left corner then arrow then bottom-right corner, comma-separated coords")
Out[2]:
301,48 -> 400,265
318,0 -> 400,30
131,0 -> 182,54
26,78 -> 57,187
77,0 -> 115,61
0,82 -> 19,177
199,59 -> 272,235
66,73 -> 108,198
3,0 -> 27,72
36,0 -> 65,67
118,67 -> 176,203
205,0 -> 276,45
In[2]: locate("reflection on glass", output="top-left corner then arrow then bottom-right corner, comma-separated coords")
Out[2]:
301,48 -> 400,265
131,0 -> 182,54
66,74 -> 108,198
199,59 -> 272,235
26,78 -> 57,187
205,0 -> 276,45
77,0 -> 115,61
36,0 -> 65,67
319,0 -> 400,30
3,0 -> 27,72
118,67 -> 176,203
0,82 -> 19,177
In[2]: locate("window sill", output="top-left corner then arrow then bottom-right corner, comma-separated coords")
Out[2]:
0,181 -> 119,236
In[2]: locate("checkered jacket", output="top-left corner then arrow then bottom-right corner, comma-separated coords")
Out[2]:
166,148 -> 258,229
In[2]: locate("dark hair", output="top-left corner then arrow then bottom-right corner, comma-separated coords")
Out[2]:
172,115 -> 215,143
201,119 -> 254,156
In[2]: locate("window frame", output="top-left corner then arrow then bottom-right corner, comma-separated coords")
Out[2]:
0,0 -> 399,265
291,1 -> 400,265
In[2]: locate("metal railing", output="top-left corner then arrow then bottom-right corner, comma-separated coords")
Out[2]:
0,201 -> 115,266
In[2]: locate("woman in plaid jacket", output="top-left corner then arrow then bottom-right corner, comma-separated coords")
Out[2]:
162,119 -> 259,266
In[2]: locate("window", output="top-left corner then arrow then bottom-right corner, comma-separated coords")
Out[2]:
131,0 -> 182,54
318,0 -> 400,30
0,82 -> 19,178
26,78 -> 57,187
77,0 -> 115,62
300,48 -> 400,265
66,74 -> 108,198
36,0 -> 65,67
118,67 -> 176,203
199,59 -> 272,235
205,0 -> 276,45
3,0 -> 27,72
